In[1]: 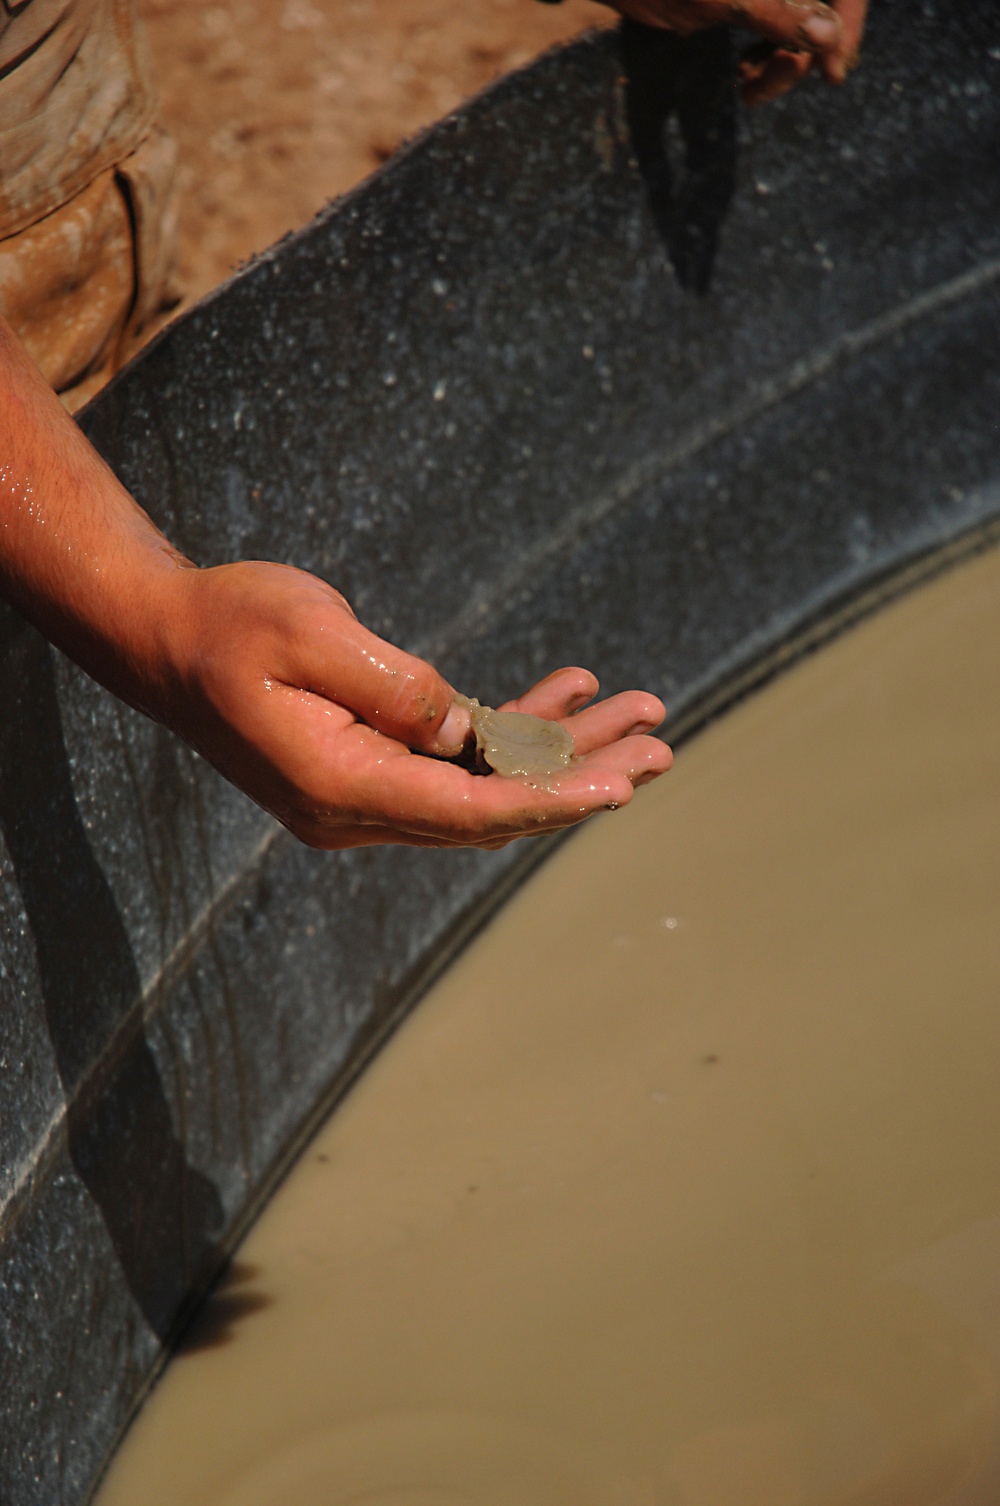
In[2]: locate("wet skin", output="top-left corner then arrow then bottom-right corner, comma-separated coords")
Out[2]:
0,0 -> 875,844
0,316 -> 671,850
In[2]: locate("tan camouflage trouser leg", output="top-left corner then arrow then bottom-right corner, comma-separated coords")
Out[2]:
0,124 -> 179,411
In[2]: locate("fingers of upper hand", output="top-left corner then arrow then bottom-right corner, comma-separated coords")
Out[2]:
726,0 -> 841,53
740,45 -> 813,105
828,0 -> 868,77
611,0 -> 864,92
632,0 -> 843,49
733,0 -> 867,90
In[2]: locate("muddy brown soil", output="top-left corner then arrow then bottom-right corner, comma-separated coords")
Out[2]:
137,0 -> 612,311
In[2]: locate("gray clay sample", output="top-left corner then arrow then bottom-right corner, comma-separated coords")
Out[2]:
462,696 -> 575,781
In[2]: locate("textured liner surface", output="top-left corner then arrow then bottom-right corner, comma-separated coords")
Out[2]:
2,4 -> 999,1502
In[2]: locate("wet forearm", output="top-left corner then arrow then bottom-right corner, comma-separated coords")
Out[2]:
0,316 -> 192,719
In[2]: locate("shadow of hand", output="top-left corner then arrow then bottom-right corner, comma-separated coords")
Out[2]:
620,21 -> 738,295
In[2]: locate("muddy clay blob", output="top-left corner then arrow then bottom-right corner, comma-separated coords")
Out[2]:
459,693 -> 575,780
95,543 -> 1000,1506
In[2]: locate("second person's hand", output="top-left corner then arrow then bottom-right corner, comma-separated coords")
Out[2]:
605,0 -> 870,105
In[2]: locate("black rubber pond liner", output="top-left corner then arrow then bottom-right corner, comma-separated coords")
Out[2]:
1,4 -> 999,1501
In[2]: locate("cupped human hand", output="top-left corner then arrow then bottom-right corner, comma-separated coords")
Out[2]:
161,560 -> 671,850
607,0 -> 869,105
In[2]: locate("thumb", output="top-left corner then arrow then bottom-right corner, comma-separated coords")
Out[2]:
293,604 -> 472,756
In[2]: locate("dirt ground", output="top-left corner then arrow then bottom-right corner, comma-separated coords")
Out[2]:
137,0 -> 614,312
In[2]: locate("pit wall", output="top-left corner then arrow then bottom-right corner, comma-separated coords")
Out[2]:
2,5 -> 999,1501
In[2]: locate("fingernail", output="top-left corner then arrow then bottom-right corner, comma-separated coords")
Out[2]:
435,699 -> 472,756
800,11 -> 840,48
625,720 -> 657,738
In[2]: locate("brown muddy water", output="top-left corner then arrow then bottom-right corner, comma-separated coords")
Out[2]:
96,545 -> 1000,1506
